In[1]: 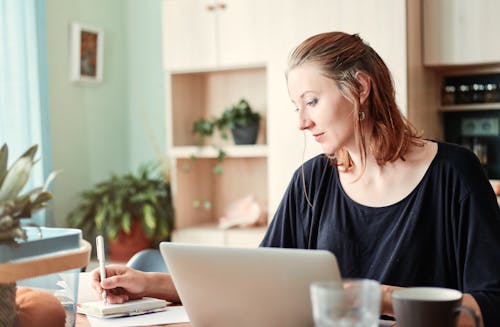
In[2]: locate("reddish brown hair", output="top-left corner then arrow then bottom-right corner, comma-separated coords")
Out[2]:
288,32 -> 422,171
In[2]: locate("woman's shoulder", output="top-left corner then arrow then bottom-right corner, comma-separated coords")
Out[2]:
435,141 -> 481,170
295,153 -> 332,175
433,141 -> 487,186
288,154 -> 335,187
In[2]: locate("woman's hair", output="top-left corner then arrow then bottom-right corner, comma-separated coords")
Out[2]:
288,31 -> 422,172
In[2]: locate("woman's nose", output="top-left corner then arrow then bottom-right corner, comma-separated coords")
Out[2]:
298,112 -> 312,130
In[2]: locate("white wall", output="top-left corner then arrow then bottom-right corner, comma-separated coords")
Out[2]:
45,0 -> 165,227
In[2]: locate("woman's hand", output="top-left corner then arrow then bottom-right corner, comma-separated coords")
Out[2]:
380,284 -> 402,316
90,265 -> 149,304
90,264 -> 181,304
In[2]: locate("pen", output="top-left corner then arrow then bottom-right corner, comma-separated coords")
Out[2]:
96,235 -> 107,304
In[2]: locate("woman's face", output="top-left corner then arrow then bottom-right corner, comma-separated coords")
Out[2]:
287,63 -> 356,155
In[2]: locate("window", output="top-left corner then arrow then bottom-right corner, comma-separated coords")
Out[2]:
0,0 -> 52,226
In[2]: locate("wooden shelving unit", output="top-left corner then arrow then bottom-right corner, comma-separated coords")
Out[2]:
439,103 -> 500,112
165,61 -> 268,246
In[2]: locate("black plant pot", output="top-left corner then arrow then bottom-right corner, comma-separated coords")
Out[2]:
231,120 -> 260,145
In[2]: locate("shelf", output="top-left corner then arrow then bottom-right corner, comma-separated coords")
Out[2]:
171,144 -> 268,159
166,48 -> 268,247
168,62 -> 267,75
172,224 -> 267,248
0,240 -> 90,283
169,67 -> 267,147
174,156 -> 268,229
439,103 -> 500,111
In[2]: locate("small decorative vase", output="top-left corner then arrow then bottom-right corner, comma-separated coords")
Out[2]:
231,119 -> 260,145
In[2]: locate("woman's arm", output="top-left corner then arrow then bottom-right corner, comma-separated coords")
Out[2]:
91,265 -> 181,304
461,294 -> 483,327
141,272 -> 181,303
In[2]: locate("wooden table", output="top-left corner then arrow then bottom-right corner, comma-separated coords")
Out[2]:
76,313 -> 190,327
76,270 -> 190,326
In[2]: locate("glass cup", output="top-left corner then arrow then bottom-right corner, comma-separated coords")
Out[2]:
310,279 -> 381,327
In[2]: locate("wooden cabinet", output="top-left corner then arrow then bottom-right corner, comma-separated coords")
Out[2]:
162,0 -> 268,71
423,0 -> 500,66
162,0 -> 216,71
164,66 -> 268,247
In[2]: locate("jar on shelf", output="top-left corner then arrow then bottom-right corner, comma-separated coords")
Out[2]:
441,85 -> 456,105
483,83 -> 499,103
456,84 -> 472,104
471,83 -> 485,103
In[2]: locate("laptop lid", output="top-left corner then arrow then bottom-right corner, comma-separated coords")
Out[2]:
159,242 -> 341,327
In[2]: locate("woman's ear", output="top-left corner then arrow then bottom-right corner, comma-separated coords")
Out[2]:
355,71 -> 371,105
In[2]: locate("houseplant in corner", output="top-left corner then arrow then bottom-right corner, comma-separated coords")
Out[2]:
0,144 -> 70,325
67,162 -> 174,261
0,144 -> 53,243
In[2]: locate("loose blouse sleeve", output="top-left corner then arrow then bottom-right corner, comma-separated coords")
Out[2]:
456,180 -> 500,327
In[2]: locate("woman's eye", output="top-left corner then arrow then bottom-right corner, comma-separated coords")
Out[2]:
305,98 -> 318,107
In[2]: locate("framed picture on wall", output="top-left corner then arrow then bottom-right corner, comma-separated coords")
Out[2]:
69,22 -> 103,83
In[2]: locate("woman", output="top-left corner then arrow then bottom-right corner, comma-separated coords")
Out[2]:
92,32 -> 500,326
261,31 -> 499,326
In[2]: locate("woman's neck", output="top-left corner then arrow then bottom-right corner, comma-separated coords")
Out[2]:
338,140 -> 437,207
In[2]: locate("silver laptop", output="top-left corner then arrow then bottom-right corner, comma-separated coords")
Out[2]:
159,242 -> 341,327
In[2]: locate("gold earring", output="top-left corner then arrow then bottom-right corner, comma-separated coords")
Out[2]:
359,111 -> 366,121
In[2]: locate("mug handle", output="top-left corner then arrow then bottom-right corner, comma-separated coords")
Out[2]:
455,306 -> 480,327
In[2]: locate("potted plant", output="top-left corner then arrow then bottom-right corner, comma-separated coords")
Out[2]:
0,144 -> 54,243
0,144 -> 60,325
189,99 -> 261,210
190,98 -> 260,176
67,162 -> 174,261
192,98 -> 261,146
220,98 -> 261,145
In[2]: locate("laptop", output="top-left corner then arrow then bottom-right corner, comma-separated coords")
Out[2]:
159,242 -> 341,327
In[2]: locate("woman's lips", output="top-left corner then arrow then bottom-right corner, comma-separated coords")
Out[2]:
313,132 -> 324,142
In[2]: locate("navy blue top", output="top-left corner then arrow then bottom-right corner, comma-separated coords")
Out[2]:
261,141 -> 500,326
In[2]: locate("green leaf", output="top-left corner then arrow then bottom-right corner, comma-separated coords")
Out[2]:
0,227 -> 26,241
0,156 -> 34,202
65,161 -> 174,243
0,215 -> 14,231
95,208 -> 106,229
43,170 -> 61,192
213,163 -> 223,175
121,212 -> 132,233
18,144 -> 39,161
143,204 -> 156,231
0,144 -> 8,186
217,149 -> 226,161
107,225 -> 119,240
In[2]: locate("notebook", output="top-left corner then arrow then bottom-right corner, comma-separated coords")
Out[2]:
77,297 -> 168,318
159,242 -> 341,327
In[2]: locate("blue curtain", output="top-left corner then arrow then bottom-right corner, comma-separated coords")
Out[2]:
0,0 -> 52,226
